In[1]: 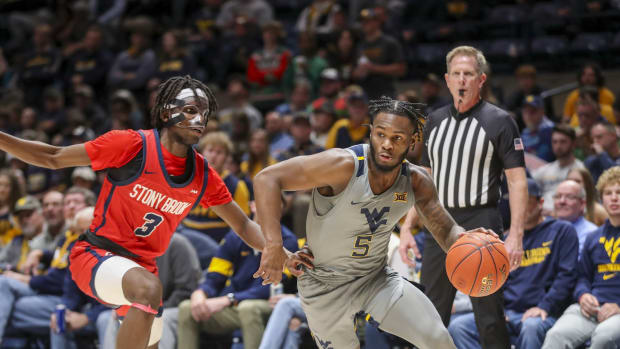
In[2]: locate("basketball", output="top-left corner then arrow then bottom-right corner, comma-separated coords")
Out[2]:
445,233 -> 510,297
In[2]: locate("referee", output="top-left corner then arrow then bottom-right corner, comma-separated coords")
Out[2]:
399,46 -> 527,349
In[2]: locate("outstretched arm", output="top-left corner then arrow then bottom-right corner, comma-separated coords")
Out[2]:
253,148 -> 355,284
411,166 -> 464,252
0,132 -> 90,169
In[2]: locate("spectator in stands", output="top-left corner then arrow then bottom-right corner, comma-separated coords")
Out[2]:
109,89 -> 144,130
39,87 -> 67,139
310,68 -> 345,117
64,24 -> 112,98
542,166 -> 620,349
277,114 -> 324,162
216,0 -> 274,29
18,23 -> 62,109
179,132 -> 252,269
568,86 -> 615,131
48,206 -> 105,349
18,107 -> 37,136
258,294 -> 307,349
71,167 -> 97,192
264,111 -> 294,159
107,18 -> 156,102
326,29 -> 359,86
241,128 -> 278,180
72,85 -> 109,135
450,178 -> 578,349
295,0 -> 340,36
0,170 -> 24,248
247,21 -> 291,111
585,121 -> 620,184
533,125 -> 584,214
567,167 -> 608,226
148,30 -> 197,89
563,63 -> 615,122
29,190 -> 64,251
506,65 -> 555,124
0,48 -> 17,96
284,31 -> 328,97
353,8 -> 406,99
0,196 -> 43,270
218,75 -> 262,132
421,73 -> 450,114
100,232 -> 202,349
177,201 -> 298,349
325,88 -> 369,149
275,79 -> 312,118
553,180 -> 597,254
310,101 -> 336,149
217,15 -> 261,87
574,89 -> 608,161
0,189 -> 92,343
521,95 -> 555,162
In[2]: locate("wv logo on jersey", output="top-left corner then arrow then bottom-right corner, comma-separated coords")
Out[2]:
361,207 -> 390,233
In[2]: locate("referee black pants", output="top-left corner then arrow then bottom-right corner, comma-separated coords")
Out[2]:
420,207 -> 510,349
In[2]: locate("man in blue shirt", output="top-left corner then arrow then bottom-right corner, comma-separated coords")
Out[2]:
521,95 -> 555,162
553,179 -> 598,254
585,121 -> 620,183
542,166 -> 620,349
449,179 -> 579,349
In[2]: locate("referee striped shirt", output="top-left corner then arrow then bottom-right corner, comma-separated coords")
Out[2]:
420,100 -> 524,209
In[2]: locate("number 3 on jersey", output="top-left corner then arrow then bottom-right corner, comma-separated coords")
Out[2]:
134,212 -> 164,237
352,235 -> 372,257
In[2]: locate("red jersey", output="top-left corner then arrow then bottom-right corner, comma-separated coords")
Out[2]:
83,129 -> 232,265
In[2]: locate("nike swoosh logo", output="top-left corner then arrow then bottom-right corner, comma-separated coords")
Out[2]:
144,170 -> 156,174
351,201 -> 365,205
542,241 -> 552,247
603,273 -> 616,280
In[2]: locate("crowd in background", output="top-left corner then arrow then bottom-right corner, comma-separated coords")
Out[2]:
0,0 -> 620,348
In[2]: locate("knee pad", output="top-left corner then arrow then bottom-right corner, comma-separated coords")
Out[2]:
94,256 -> 143,305
148,314 -> 164,346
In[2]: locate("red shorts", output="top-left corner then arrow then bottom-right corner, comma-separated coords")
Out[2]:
70,240 -> 159,317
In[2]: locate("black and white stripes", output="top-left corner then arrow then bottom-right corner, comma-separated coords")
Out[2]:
427,113 -> 495,208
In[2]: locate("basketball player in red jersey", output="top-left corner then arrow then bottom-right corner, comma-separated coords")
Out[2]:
0,76 -> 275,349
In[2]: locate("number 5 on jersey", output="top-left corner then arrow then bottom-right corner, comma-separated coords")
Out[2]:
352,235 -> 372,258
135,212 -> 164,237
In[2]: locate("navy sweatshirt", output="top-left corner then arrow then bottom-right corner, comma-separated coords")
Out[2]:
60,269 -> 107,324
504,218 -> 579,316
574,220 -> 620,304
29,231 -> 79,295
200,226 -> 299,302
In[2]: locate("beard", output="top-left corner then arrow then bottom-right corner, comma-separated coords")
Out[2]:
368,141 -> 409,173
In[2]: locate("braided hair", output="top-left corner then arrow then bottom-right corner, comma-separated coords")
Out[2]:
151,75 -> 218,129
367,96 -> 427,142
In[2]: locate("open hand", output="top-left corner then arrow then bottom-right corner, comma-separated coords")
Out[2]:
522,306 -> 548,321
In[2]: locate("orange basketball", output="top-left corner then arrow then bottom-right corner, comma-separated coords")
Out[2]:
445,232 -> 510,297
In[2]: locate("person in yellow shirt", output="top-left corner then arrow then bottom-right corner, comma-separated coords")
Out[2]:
563,63 -> 615,123
241,129 -> 278,179
181,132 -> 252,269
0,170 -> 24,248
325,89 -> 370,148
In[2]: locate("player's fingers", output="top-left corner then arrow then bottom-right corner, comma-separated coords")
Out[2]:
297,257 -> 314,270
411,241 -> 422,258
298,251 -> 314,261
253,267 -> 266,279
398,246 -> 411,265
